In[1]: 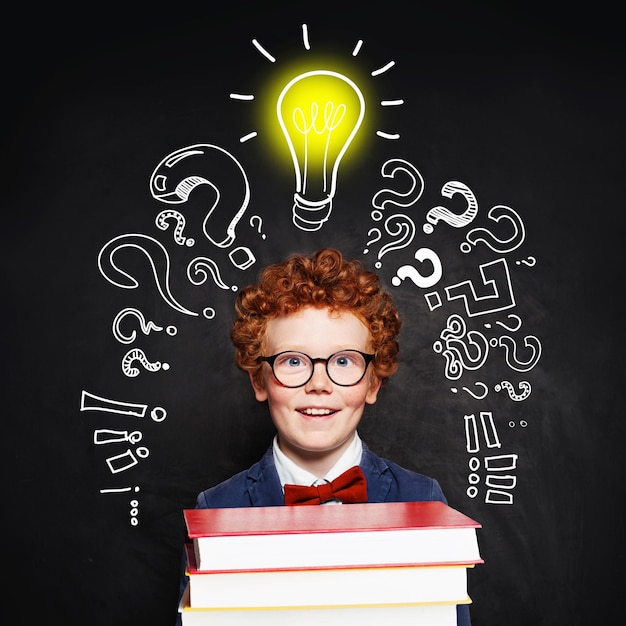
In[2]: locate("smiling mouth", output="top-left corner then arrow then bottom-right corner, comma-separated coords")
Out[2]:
298,408 -> 337,416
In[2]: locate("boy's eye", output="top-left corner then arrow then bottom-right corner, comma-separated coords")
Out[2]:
330,352 -> 357,368
276,353 -> 309,369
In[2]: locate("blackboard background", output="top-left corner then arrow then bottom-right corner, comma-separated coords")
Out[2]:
3,2 -> 624,625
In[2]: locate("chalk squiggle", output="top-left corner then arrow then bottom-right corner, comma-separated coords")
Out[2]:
495,380 -> 532,401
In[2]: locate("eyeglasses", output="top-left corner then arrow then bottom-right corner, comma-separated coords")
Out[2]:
257,350 -> 374,388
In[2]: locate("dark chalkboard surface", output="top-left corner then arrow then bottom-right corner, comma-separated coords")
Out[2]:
4,3 -> 624,625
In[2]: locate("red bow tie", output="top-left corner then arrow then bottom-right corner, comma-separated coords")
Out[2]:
283,466 -> 368,506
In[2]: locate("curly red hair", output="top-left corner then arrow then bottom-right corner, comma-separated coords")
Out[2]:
231,248 -> 402,385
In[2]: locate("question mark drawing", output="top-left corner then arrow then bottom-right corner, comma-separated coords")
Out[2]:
112,307 -> 178,344
491,334 -> 542,372
249,215 -> 266,240
187,257 -> 237,292
155,209 -> 195,246
392,248 -> 443,288
98,233 -> 197,316
423,181 -> 478,234
371,158 -> 424,220
363,228 -> 382,254
461,205 -> 526,253
149,143 -> 250,248
121,348 -> 169,377
375,214 -> 416,268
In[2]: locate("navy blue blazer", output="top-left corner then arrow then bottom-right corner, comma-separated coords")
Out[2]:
196,442 -> 447,508
181,443 -> 472,626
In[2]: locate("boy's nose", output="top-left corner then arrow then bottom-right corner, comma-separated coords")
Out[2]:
305,362 -> 333,392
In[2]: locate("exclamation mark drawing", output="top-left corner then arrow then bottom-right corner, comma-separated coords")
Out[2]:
80,390 -> 166,525
463,411 -> 517,504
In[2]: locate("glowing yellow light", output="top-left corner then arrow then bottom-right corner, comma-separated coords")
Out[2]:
276,70 -> 365,231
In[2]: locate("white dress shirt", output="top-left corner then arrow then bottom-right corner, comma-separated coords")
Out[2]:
272,432 -> 363,505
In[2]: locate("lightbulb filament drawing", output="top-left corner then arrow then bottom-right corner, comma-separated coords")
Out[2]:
277,70 -> 365,231
291,100 -> 347,195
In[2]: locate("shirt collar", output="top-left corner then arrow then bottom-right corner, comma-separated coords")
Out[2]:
273,432 -> 363,490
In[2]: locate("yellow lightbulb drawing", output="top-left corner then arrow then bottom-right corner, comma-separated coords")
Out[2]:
276,70 -> 365,231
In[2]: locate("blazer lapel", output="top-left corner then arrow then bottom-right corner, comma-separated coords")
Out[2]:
360,443 -> 393,502
246,446 -> 285,506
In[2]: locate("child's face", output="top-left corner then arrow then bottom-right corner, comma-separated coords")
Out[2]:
250,306 -> 382,464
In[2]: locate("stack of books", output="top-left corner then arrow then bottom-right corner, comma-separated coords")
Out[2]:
179,500 -> 482,625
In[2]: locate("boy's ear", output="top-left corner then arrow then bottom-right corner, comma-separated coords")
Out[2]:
249,371 -> 268,402
365,376 -> 383,405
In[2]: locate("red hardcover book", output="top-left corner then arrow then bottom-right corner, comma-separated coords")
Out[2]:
184,500 -> 482,572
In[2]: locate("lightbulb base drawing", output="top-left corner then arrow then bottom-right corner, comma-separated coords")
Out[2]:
292,193 -> 333,231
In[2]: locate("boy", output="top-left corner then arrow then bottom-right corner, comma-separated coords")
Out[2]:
180,248 -> 471,625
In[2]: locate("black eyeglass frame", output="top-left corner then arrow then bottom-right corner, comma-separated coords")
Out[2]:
256,350 -> 375,388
